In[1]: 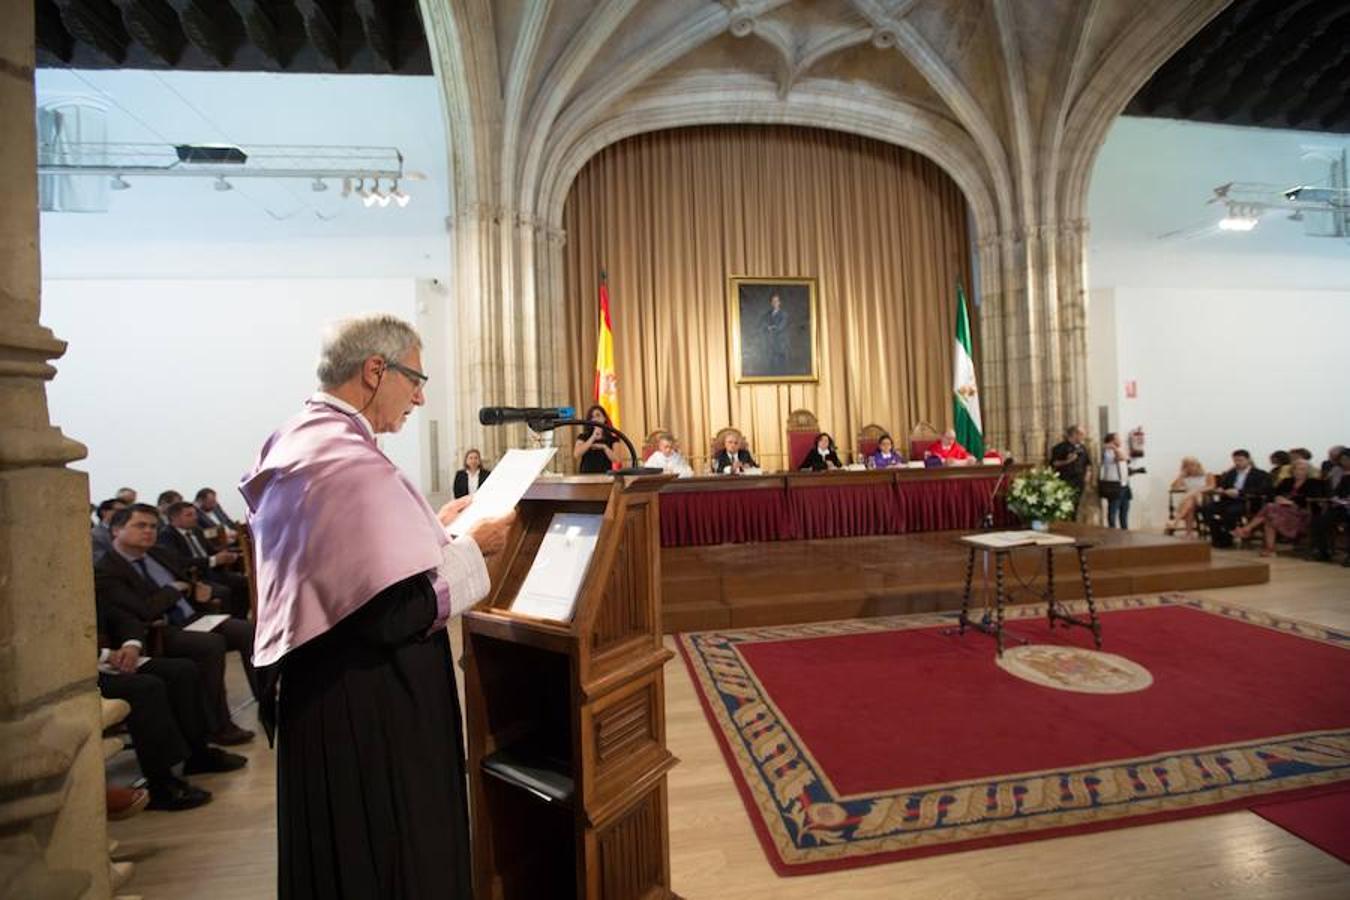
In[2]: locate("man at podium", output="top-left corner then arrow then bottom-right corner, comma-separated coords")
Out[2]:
241,314 -> 513,900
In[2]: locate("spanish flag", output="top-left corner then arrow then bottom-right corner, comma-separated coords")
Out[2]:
593,271 -> 620,428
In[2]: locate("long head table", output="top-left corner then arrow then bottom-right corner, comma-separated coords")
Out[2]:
657,465 -> 1024,547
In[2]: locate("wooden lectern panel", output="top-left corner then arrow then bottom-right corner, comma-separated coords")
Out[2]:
463,474 -> 679,900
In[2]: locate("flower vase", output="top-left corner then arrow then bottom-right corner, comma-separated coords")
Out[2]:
1030,519 -> 1049,533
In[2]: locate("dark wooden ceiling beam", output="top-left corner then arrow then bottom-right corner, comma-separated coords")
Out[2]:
1252,12 -> 1350,128
294,0 -> 345,70
53,0 -> 131,64
165,0 -> 246,67
111,0 -> 186,66
36,0 -> 77,63
226,0 -> 288,68
353,0 -> 395,72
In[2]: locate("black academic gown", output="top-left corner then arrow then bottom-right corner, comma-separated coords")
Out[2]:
265,574 -> 471,900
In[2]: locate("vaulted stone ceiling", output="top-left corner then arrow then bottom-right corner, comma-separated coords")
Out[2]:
424,0 -> 1231,460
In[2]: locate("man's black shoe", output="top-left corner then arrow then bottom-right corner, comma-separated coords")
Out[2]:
146,777 -> 212,811
183,747 -> 248,775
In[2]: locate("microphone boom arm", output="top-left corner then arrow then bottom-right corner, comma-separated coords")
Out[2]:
525,417 -> 654,476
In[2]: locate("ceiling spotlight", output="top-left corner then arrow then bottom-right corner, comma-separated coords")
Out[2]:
341,176 -> 352,198
360,178 -> 379,208
1218,216 -> 1258,232
373,186 -> 391,208
109,174 -> 131,190
390,181 -> 410,207
213,176 -> 233,192
311,178 -> 328,192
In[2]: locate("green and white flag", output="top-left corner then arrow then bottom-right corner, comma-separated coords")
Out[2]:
953,284 -> 985,457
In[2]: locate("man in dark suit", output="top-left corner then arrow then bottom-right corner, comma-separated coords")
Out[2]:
1203,449 -> 1273,548
1050,425 -> 1089,518
91,497 -> 125,564
97,597 -> 246,810
194,487 -> 237,533
158,501 -> 248,617
97,503 -> 257,744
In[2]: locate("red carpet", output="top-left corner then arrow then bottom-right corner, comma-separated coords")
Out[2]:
678,595 -> 1350,874
1253,788 -> 1350,864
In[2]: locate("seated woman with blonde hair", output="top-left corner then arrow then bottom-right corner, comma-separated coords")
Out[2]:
1165,456 -> 1214,537
1234,457 -> 1325,556
644,431 -> 694,478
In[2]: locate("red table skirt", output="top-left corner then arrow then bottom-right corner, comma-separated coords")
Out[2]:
660,476 -> 1013,547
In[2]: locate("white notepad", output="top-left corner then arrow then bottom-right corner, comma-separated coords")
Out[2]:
964,530 -> 1075,548
511,513 -> 603,622
183,613 -> 230,633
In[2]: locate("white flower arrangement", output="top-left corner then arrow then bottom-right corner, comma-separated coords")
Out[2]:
1007,466 -> 1078,523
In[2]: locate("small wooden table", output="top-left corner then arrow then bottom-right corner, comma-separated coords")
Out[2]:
955,533 -> 1102,655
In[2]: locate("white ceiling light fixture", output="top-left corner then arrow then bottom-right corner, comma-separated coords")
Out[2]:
311,177 -> 328,192
390,180 -> 410,207
109,174 -> 131,190
1218,203 -> 1258,231
213,175 -> 233,192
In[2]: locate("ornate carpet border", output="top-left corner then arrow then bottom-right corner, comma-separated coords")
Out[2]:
676,595 -> 1350,871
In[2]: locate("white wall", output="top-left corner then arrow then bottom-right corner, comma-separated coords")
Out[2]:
42,278 -> 433,512
1087,286 -> 1350,528
1086,118 -> 1350,528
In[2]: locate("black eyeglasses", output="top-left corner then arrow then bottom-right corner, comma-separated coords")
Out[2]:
385,360 -> 429,389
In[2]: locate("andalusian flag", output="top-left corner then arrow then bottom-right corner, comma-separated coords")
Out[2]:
593,271 -> 620,427
953,284 -> 984,457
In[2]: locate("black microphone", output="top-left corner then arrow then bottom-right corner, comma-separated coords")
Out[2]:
478,406 -> 576,426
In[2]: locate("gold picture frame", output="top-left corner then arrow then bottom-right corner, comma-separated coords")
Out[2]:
729,276 -> 820,384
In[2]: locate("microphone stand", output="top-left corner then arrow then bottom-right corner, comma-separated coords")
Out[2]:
979,458 -> 1016,531
525,417 -> 663,477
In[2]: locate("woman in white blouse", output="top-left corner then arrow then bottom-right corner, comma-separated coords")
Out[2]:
453,449 -> 490,498
1166,456 -> 1214,537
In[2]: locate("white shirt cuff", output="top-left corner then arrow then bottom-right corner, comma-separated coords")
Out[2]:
123,640 -> 143,650
437,533 -> 491,619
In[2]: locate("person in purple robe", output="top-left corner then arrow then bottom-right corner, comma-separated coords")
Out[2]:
241,314 -> 514,900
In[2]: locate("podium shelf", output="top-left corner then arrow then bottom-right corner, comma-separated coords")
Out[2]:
482,745 -> 575,806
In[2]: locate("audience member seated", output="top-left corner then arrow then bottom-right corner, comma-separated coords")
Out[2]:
1166,456 -> 1214,537
158,501 -> 248,617
1235,458 -> 1324,556
97,598 -> 246,810
799,432 -> 843,471
644,431 -> 694,477
92,498 -> 126,564
926,429 -> 972,466
156,490 -> 183,524
1323,445 -> 1346,488
115,486 -> 137,504
194,487 -> 238,541
1310,448 -> 1350,564
713,431 -> 759,475
96,504 -> 258,745
453,448 -> 491,498
574,405 -> 618,473
1202,449 -> 1273,548
1267,450 -> 1292,486
866,433 -> 906,469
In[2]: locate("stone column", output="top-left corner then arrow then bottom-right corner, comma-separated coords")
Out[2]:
0,1 -> 110,897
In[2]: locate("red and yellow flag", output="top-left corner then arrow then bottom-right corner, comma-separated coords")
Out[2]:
593,272 -> 620,428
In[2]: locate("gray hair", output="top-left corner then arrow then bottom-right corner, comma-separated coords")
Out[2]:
317,314 -> 422,390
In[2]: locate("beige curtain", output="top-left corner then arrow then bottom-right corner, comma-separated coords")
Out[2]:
561,125 -> 975,473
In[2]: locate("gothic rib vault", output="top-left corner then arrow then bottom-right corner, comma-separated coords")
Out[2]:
421,0 -> 1233,461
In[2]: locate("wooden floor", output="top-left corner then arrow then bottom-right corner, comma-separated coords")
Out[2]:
663,524 -> 1270,632
108,549 -> 1350,898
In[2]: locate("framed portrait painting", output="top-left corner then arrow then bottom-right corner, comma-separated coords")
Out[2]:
729,276 -> 819,383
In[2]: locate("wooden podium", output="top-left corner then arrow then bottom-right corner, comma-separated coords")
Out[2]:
462,474 -> 680,900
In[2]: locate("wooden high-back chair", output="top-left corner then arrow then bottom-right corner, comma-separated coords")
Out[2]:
710,427 -> 752,472
856,423 -> 888,463
909,421 -> 941,461
238,522 -> 260,622
785,409 -> 820,471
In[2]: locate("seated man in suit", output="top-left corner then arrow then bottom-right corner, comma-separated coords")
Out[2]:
194,487 -> 238,541
92,497 -> 126,564
156,490 -> 182,524
1310,448 -> 1350,564
97,597 -> 246,810
1202,449 -> 1273,548
713,431 -> 759,474
97,503 -> 257,744
159,501 -> 248,617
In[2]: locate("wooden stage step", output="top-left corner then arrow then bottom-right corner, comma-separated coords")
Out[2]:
660,524 -> 1270,633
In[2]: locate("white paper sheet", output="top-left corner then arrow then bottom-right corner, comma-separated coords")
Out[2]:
511,513 -> 603,622
183,613 -> 230,633
448,448 -> 557,537
963,530 -> 1075,548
